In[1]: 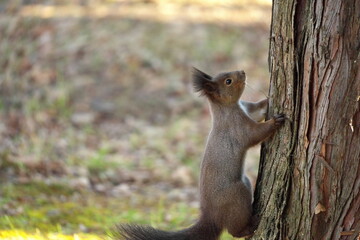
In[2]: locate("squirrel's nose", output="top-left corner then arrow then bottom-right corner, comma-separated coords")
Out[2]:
237,70 -> 246,81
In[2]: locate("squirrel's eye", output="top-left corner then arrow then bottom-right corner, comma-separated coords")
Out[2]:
225,78 -> 232,86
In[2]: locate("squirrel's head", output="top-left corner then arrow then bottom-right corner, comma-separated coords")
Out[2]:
192,67 -> 246,105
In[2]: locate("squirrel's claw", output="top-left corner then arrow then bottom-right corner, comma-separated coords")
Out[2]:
273,114 -> 286,126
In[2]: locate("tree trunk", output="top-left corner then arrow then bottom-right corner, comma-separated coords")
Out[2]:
251,1 -> 360,240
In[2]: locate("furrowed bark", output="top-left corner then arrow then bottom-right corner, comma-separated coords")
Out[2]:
251,0 -> 360,239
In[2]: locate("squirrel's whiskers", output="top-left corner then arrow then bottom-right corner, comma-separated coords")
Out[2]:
245,82 -> 269,98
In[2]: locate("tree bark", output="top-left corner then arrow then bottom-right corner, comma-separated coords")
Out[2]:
251,1 -> 360,240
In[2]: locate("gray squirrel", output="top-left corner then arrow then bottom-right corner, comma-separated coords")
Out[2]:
117,68 -> 285,240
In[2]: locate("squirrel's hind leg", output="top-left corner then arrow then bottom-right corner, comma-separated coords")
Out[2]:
214,181 -> 254,237
227,214 -> 259,238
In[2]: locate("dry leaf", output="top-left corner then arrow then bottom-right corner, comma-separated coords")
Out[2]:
315,203 -> 326,214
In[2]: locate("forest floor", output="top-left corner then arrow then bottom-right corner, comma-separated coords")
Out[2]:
0,0 -> 271,239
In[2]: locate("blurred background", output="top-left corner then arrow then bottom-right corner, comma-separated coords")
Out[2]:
0,0 -> 271,239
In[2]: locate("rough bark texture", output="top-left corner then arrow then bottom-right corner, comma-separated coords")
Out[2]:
251,0 -> 360,240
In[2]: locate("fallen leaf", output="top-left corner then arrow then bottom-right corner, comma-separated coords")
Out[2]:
315,203 -> 326,214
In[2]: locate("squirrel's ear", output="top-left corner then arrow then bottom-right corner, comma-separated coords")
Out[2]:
192,67 -> 217,95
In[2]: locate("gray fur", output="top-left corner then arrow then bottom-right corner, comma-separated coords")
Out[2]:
195,68 -> 284,237
115,68 -> 285,240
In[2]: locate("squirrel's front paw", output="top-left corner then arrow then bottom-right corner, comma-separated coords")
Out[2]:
273,114 -> 286,126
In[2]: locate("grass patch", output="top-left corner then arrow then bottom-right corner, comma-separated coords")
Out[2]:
87,146 -> 117,175
0,230 -> 105,240
0,182 -> 201,236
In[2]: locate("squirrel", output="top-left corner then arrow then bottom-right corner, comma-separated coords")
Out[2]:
116,68 -> 285,240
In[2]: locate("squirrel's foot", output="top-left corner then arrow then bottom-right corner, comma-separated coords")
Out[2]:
229,216 -> 259,239
230,227 -> 255,239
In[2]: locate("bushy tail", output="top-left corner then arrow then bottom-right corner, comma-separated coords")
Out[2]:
115,217 -> 221,240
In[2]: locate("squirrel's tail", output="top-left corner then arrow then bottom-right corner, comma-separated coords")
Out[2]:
115,217 -> 222,240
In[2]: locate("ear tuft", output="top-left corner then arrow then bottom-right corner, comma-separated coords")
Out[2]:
192,67 -> 216,95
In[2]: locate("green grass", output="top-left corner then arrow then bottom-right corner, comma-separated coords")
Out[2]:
0,182 -> 199,235
0,230 -> 104,240
0,181 -> 239,239
87,146 -> 117,175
